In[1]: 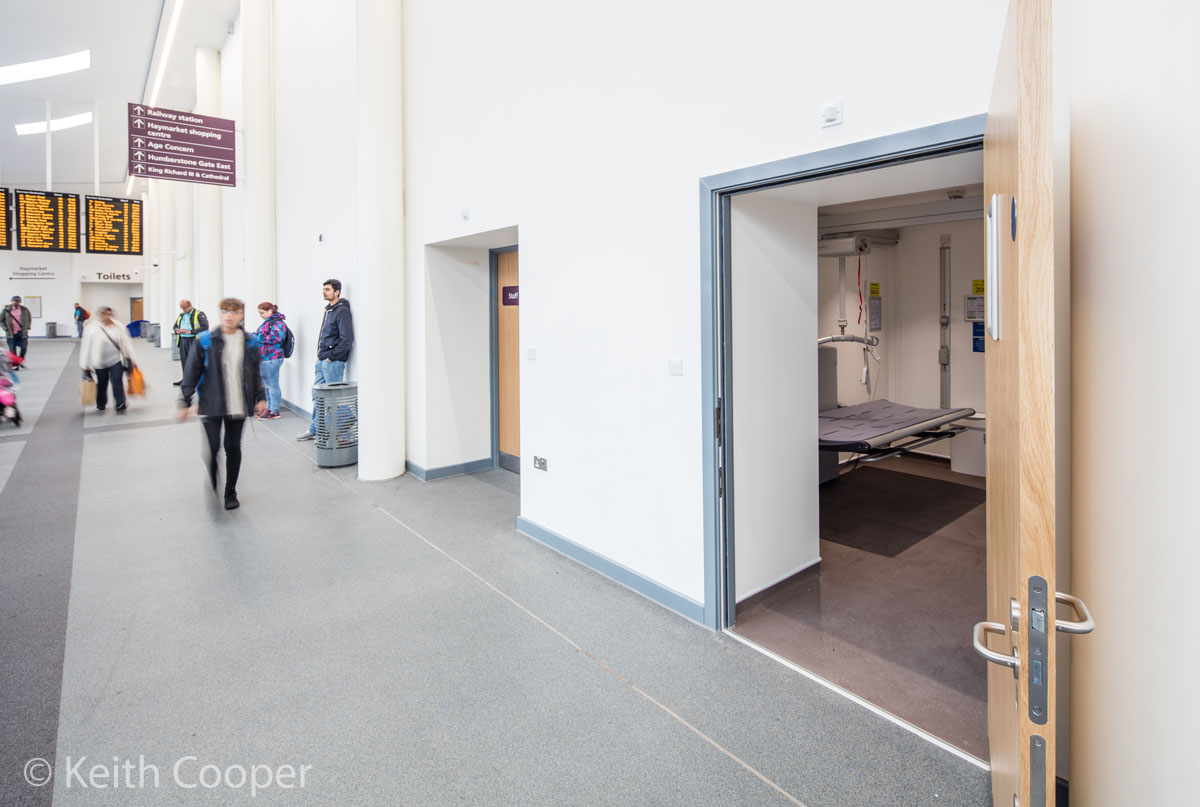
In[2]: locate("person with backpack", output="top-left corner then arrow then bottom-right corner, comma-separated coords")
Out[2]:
73,303 -> 90,338
177,298 -> 267,511
254,301 -> 292,420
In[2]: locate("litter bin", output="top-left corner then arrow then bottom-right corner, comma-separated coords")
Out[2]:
45,322 -> 57,338
313,381 -> 358,467
149,323 -> 161,347
126,320 -> 144,338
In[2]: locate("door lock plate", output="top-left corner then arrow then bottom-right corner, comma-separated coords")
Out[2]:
1028,576 -> 1049,725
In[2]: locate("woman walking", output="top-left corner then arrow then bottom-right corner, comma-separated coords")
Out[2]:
80,307 -> 137,414
254,302 -> 287,420
178,298 -> 267,510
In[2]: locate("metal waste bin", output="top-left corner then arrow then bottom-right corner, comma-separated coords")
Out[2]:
45,322 -> 57,338
150,323 -> 161,347
313,381 -> 358,467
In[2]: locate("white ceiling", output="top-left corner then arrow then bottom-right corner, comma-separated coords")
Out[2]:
0,0 -> 238,190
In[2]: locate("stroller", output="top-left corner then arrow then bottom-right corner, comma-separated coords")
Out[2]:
0,351 -> 21,427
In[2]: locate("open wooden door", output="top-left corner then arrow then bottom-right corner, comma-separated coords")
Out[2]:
979,0 -> 1078,804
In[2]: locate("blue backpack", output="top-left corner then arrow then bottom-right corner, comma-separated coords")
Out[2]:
281,323 -> 295,358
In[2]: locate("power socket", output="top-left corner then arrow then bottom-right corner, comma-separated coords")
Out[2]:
533,456 -> 548,471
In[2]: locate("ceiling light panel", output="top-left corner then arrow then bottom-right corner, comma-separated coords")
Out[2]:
0,50 -> 91,87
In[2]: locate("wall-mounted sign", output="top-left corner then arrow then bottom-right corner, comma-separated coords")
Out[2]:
972,279 -> 985,295
502,286 -> 519,306
23,296 -> 42,318
86,195 -> 143,255
15,190 -> 79,252
973,321 -> 986,353
0,188 -> 11,250
7,266 -> 57,281
869,282 -> 880,296
868,295 -> 882,331
79,270 -> 144,284
964,295 -> 985,322
128,103 -> 236,188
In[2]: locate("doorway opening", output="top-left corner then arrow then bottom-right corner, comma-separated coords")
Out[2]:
701,118 -> 993,764
491,246 -> 520,474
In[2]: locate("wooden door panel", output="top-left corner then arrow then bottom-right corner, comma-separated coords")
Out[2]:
497,251 -> 520,457
984,0 -> 1060,804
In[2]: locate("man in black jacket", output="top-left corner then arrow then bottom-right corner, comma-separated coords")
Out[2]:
178,298 -> 267,510
297,278 -> 354,441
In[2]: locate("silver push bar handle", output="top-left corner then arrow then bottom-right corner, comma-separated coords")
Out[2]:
1055,592 -> 1095,634
973,620 -> 1020,678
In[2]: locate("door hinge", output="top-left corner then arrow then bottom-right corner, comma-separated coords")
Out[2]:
718,467 -> 724,498
715,399 -> 723,444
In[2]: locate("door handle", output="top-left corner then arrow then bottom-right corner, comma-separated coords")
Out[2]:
985,193 -> 1001,341
1055,592 -> 1095,634
973,620 -> 1020,678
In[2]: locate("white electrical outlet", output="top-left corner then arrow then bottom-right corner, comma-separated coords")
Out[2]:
668,356 -> 683,376
821,101 -> 843,128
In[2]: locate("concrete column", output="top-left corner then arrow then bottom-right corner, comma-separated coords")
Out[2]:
154,180 -> 176,349
174,183 -> 194,310
354,0 -> 406,480
193,46 -> 224,316
142,190 -> 157,326
241,0 -> 276,308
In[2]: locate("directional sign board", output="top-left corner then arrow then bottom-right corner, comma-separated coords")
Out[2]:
128,103 -> 236,187
15,190 -> 79,253
0,188 -> 11,250
86,195 -> 143,255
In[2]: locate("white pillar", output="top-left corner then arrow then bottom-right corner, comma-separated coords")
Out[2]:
154,180 -> 176,349
194,46 -> 224,316
354,0 -> 406,480
143,189 -> 157,326
174,183 -> 195,310
241,0 -> 276,308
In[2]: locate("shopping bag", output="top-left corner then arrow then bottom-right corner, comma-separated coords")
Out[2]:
126,365 -> 146,397
79,378 -> 97,406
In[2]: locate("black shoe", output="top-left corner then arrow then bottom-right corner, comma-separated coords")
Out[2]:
173,380 -> 182,386
115,405 -> 127,415
95,406 -> 105,411
224,490 -> 240,510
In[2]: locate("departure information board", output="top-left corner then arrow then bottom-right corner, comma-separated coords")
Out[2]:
0,188 -> 10,250
86,195 -> 143,255
16,190 -> 79,252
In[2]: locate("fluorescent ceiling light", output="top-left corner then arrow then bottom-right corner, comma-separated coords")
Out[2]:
0,50 -> 90,86
14,112 -> 93,136
148,0 -> 185,107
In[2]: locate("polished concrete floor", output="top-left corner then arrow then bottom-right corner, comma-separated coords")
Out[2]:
0,337 -> 992,806
733,456 -> 989,758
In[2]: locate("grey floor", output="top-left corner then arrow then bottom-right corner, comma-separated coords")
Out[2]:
1,338 -> 992,806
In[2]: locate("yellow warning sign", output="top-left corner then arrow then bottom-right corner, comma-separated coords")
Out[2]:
869,282 -> 880,296
972,279 -> 986,295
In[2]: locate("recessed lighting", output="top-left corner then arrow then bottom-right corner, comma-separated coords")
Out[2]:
0,50 -> 90,87
14,112 -> 93,136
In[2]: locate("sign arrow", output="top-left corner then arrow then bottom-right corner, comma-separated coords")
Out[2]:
134,164 -> 145,173
133,105 -> 144,115
134,151 -> 145,159
133,137 -> 144,147
133,119 -> 145,128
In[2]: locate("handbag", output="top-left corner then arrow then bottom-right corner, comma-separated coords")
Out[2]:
126,365 -> 146,397
79,377 -> 97,406
100,326 -> 133,371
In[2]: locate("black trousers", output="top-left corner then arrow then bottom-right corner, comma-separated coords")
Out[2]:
178,337 -> 194,378
202,416 -> 246,493
94,362 -> 126,410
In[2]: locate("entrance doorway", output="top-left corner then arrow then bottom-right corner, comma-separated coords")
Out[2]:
491,246 -> 520,473
130,296 -> 143,323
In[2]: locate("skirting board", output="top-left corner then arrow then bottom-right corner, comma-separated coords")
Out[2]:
516,517 -> 706,625
736,556 -> 822,603
406,458 -> 494,482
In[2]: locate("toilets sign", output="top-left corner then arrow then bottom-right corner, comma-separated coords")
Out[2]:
128,103 -> 236,188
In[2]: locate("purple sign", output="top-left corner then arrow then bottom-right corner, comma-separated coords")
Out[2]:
128,103 -> 236,188
502,286 -> 519,306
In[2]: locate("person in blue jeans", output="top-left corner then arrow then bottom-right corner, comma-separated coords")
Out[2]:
255,301 -> 288,420
297,278 -> 354,441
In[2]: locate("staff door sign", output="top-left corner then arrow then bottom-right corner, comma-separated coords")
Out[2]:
502,286 -> 519,306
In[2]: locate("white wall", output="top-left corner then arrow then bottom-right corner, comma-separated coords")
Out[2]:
731,194 -> 820,601
79,283 -> 144,326
398,0 -> 1009,602
271,0 -> 359,409
1,181 -> 146,335
1067,1 -> 1200,802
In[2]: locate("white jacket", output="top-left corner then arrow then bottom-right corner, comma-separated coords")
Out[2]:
80,320 -> 137,370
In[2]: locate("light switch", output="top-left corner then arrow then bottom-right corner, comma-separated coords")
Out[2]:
668,356 -> 683,376
821,101 -> 843,128
527,347 -> 536,361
